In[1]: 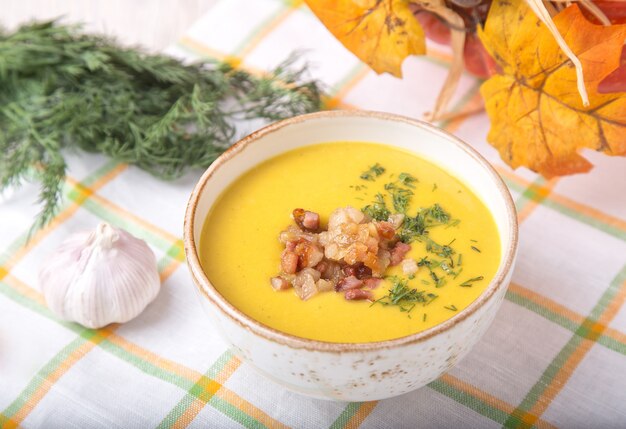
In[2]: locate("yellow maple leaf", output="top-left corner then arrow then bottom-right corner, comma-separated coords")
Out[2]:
478,1 -> 626,177
304,0 -> 425,77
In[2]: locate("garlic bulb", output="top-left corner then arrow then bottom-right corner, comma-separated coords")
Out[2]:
39,222 -> 161,329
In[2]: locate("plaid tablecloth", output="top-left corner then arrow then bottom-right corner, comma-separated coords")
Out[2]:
1,1 -> 625,428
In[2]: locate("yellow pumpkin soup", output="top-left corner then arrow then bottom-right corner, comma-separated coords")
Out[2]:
200,142 -> 500,343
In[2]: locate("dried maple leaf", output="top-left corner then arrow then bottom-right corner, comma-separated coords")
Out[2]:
478,1 -> 626,177
304,0 -> 425,77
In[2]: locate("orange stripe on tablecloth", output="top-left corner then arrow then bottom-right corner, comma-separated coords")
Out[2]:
516,178 -> 559,223
343,401 -> 378,429
523,279 -> 626,425
215,387 -> 292,429
65,177 -> 181,245
324,66 -> 371,109
168,355 -> 290,429
105,334 -> 205,383
442,90 -> 484,133
0,257 -> 184,424
179,36 -> 230,62
5,333 -> 110,428
2,273 -> 284,429
236,4 -> 300,60
1,164 -> 128,272
439,374 -> 557,429
508,283 -> 586,325
509,282 -> 626,352
495,166 -> 626,233
549,192 -> 626,232
3,273 -> 46,307
159,259 -> 183,283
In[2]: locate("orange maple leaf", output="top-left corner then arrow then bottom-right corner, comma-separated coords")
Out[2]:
304,0 -> 425,77
478,1 -> 626,177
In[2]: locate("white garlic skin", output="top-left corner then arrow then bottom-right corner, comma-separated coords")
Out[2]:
39,222 -> 161,329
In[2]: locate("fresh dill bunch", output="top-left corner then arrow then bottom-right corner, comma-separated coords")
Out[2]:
0,21 -> 324,231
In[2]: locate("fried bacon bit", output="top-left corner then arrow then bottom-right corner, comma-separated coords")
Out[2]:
342,262 -> 372,279
293,208 -> 320,232
270,277 -> 291,291
292,268 -> 321,300
401,258 -> 419,276
362,277 -> 382,290
319,207 -> 383,275
317,279 -> 334,292
375,221 -> 396,240
390,242 -> 412,266
272,206 -> 411,301
388,213 -> 405,229
335,275 -> 363,292
281,251 -> 298,274
294,239 -> 324,270
303,211 -> 320,231
315,260 -> 343,282
345,289 -> 373,301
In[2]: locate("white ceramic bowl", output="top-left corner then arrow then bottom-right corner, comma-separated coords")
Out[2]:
184,110 -> 518,401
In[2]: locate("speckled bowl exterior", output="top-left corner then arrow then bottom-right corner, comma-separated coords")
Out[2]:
184,111 -> 518,401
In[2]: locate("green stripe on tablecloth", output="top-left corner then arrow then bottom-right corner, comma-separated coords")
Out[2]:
0,337 -> 88,423
429,379 -> 512,425
157,352 -> 232,428
504,264 -> 626,428
507,288 -> 626,357
0,274 -> 261,426
513,176 -> 548,214
0,160 -> 123,267
505,290 -> 580,333
329,402 -> 362,429
438,81 -> 482,130
62,194 -> 180,258
230,1 -> 292,56
503,177 -> 626,242
157,351 -> 265,429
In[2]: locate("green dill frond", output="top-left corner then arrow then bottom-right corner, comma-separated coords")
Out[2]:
0,21 -> 324,232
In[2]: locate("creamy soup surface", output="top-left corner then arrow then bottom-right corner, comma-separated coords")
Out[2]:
200,142 -> 501,343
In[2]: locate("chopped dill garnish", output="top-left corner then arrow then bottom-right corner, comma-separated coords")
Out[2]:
457,254 -> 463,266
417,257 -> 431,267
362,193 -> 390,221
459,275 -> 484,287
430,271 -> 446,288
444,305 -> 458,311
421,279 -> 431,285
398,172 -> 418,188
426,238 -> 454,258
371,276 -> 437,316
350,184 -> 367,191
471,246 -> 481,253
440,261 -> 456,276
360,163 -> 386,181
470,239 -> 478,243
423,313 -> 427,322
453,267 -> 463,279
398,212 -> 427,243
445,219 -> 461,229
425,203 -> 450,224
384,183 -> 414,213
432,183 -> 438,192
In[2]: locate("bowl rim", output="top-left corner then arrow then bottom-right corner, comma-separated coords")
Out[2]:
184,110 -> 518,353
